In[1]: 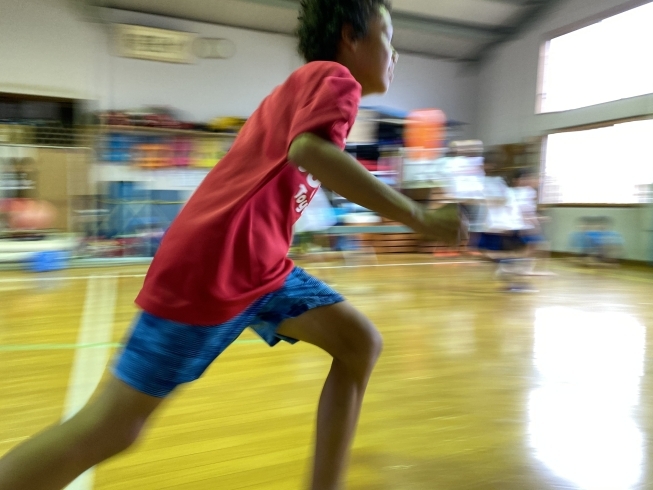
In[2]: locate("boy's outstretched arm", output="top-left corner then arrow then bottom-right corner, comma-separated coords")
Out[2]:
289,132 -> 464,243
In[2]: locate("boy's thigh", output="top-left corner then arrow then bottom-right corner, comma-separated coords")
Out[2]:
276,301 -> 381,361
84,375 -> 165,422
249,266 -> 346,347
251,266 -> 380,360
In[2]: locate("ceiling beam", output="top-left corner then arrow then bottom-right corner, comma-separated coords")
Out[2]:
90,0 -> 569,63
241,0 -> 510,40
470,0 -> 568,63
96,0 -> 299,38
236,0 -> 299,9
483,0 -> 537,5
392,11 -> 509,40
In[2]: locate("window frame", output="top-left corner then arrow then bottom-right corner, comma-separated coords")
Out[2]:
539,115 -> 653,207
536,0 -> 653,114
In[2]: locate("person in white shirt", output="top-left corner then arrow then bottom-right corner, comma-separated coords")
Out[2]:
475,168 -> 540,291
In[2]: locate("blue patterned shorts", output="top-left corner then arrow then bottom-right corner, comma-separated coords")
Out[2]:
112,267 -> 344,397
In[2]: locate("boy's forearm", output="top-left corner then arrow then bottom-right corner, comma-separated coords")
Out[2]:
288,133 -> 425,230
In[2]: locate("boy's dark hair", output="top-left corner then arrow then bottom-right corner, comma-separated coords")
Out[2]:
296,0 -> 391,63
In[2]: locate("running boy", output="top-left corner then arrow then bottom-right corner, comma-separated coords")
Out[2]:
0,1 -> 464,489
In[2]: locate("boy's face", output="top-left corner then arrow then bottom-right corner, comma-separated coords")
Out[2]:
347,6 -> 397,96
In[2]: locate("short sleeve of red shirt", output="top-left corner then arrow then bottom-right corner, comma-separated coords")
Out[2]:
288,66 -> 361,150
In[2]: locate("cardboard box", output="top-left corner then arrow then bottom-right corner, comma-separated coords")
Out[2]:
33,148 -> 94,231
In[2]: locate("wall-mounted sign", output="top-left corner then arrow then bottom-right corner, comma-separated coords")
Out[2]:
194,38 -> 236,59
113,24 -> 196,64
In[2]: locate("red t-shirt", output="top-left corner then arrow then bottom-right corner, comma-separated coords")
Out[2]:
135,62 -> 362,325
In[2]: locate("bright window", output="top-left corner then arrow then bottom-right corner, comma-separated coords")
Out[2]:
538,2 -> 653,113
541,119 -> 653,204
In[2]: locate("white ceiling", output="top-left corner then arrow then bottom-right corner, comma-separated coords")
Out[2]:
91,0 -> 566,62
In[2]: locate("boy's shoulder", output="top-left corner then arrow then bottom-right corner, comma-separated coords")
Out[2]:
290,61 -> 356,83
276,62 -> 361,108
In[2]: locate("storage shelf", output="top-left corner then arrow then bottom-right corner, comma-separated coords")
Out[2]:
101,125 -> 237,138
95,164 -> 210,190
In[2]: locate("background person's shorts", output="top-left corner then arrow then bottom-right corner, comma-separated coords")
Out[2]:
476,232 -> 541,251
112,267 -> 344,397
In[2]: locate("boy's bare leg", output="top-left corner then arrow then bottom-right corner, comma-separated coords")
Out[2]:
0,377 -> 164,490
277,301 -> 383,490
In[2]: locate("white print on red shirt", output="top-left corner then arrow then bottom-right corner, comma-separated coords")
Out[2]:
295,167 -> 321,214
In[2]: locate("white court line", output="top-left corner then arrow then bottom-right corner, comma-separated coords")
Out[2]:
63,274 -> 118,490
0,274 -> 145,283
0,261 -> 480,284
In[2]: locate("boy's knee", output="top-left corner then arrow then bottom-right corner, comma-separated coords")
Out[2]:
82,376 -> 163,454
337,319 -> 383,376
366,326 -> 383,363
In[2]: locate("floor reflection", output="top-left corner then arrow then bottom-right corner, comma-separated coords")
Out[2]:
529,307 -> 646,490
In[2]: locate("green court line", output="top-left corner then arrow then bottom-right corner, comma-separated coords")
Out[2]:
0,338 -> 263,352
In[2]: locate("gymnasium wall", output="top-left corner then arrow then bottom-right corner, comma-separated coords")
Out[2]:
105,9 -> 479,137
543,206 -> 652,263
476,0 -> 653,262
0,0 -> 103,100
364,53 -> 479,138
99,9 -> 302,121
0,0 -> 479,137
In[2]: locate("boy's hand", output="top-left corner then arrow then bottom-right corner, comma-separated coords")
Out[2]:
413,203 -> 468,245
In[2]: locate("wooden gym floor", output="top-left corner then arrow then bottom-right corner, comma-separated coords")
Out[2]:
1,256 -> 652,489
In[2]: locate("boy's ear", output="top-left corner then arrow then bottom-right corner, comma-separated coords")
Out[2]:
340,24 -> 358,52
